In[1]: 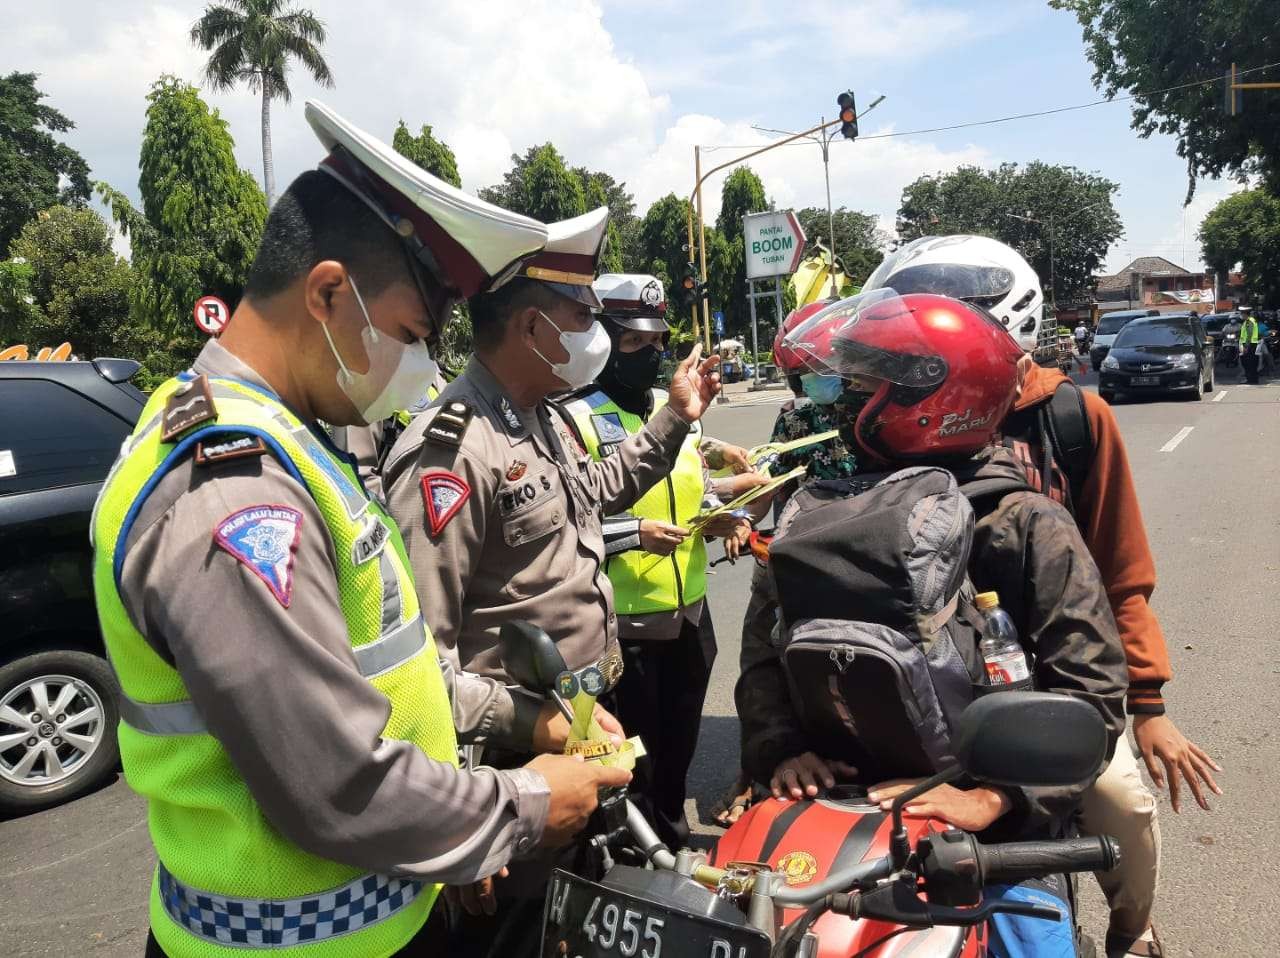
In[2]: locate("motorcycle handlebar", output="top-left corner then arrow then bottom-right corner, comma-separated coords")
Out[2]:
977,836 -> 1120,885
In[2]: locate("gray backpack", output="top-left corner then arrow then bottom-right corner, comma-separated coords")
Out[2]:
768,466 -> 1028,779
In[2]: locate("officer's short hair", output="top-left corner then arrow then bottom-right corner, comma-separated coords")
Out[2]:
245,170 -> 409,301
468,278 -> 564,353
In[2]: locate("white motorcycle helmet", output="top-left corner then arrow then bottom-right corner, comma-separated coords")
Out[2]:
863,235 -> 1045,350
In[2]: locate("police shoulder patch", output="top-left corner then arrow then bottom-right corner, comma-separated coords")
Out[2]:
591,412 -> 629,445
161,374 -> 217,442
214,504 -> 303,608
194,434 -> 267,466
420,471 -> 471,536
425,401 -> 474,448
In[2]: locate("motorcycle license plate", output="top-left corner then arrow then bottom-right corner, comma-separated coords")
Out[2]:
542,870 -> 770,958
1130,376 -> 1160,385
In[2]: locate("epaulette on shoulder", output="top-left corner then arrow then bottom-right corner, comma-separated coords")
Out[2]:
161,374 -> 217,443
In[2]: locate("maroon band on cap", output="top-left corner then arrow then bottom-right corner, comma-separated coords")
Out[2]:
520,250 -> 598,277
321,151 -> 493,299
602,298 -> 667,313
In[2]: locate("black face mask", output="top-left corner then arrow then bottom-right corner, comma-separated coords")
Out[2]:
606,344 -> 663,393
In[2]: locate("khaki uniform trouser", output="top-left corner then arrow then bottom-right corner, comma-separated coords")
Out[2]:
1079,734 -> 1160,937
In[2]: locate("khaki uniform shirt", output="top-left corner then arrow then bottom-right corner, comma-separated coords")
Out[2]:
115,340 -> 547,884
382,356 -> 690,685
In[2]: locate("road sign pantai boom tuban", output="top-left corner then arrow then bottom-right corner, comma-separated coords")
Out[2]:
743,210 -> 806,280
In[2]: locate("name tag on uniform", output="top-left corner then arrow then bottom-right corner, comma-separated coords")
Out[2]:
498,473 -> 552,516
351,515 -> 389,564
591,413 -> 628,445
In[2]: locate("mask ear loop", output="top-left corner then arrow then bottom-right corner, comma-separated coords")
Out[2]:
321,274 -> 376,383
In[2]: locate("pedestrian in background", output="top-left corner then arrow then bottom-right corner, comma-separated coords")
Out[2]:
1240,306 -> 1261,384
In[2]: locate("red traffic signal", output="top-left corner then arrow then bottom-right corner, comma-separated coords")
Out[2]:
837,90 -> 858,140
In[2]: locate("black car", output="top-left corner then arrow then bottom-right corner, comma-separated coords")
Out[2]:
0,358 -> 145,812
1097,314 -> 1215,403
1089,308 -> 1158,371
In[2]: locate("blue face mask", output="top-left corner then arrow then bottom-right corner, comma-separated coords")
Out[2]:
801,373 -> 844,405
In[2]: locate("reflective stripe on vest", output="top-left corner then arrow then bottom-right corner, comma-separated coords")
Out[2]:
158,862 -> 424,948
565,388 -> 707,614
91,373 -> 458,957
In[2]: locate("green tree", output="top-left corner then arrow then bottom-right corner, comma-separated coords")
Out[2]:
1198,188 -> 1280,307
392,120 -> 461,188
637,193 -> 694,297
6,205 -> 135,359
896,162 -> 1122,303
190,0 -> 334,205
0,255 -> 39,344
711,167 -> 769,339
795,206 -> 885,286
0,73 -> 92,253
99,76 -> 267,372
1052,0 -> 1280,195
519,144 -> 586,223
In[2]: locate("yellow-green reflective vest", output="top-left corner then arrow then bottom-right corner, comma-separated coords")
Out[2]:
91,374 -> 458,958
566,388 -> 707,613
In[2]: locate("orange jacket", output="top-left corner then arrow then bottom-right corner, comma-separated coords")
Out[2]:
1010,365 -> 1172,714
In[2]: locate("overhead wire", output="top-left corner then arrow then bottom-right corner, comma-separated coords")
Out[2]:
701,60 -> 1280,152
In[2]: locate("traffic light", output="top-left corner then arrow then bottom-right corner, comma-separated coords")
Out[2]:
837,90 -> 859,140
680,265 -> 709,305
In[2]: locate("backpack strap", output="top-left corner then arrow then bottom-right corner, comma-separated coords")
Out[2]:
1042,381 -> 1095,510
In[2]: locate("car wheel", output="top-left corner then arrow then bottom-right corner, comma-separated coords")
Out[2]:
1191,369 -> 1204,400
1099,390 -> 1115,404
0,649 -> 121,813
1205,365 -> 1215,392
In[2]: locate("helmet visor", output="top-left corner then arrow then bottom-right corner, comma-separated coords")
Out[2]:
873,263 -> 1014,309
783,288 -> 948,389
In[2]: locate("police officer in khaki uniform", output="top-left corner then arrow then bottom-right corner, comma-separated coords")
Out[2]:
93,102 -> 629,958
381,211 -> 722,956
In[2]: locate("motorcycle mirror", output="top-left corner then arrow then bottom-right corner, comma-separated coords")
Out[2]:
498,620 -> 569,694
953,693 -> 1107,787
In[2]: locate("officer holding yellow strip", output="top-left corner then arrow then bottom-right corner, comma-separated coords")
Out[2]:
92,102 -> 628,958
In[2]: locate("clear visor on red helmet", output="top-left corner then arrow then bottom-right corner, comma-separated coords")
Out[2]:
781,288 -> 948,390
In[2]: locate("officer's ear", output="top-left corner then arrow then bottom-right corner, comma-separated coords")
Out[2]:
303,261 -> 350,328
513,305 -> 544,348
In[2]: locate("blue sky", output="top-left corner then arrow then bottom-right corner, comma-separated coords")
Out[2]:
2,0 -> 1235,274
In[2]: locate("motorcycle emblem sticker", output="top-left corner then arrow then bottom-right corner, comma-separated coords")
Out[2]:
776,850 -> 819,886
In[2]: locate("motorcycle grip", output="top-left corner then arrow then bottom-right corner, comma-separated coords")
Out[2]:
978,836 -> 1120,885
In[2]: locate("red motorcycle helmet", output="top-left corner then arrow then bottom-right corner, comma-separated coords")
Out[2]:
773,301 -> 832,375
784,289 -> 1023,465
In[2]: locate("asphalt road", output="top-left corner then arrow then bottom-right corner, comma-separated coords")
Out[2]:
3,367 -> 1277,956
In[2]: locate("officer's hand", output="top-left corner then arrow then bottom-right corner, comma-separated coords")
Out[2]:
639,519 -> 688,555
668,342 -> 722,423
719,443 -> 753,474
532,703 -> 626,754
527,754 -> 632,848
444,867 -> 507,917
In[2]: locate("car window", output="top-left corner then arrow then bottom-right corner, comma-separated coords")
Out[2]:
1097,313 -> 1139,335
1113,320 -> 1195,349
0,379 -> 131,495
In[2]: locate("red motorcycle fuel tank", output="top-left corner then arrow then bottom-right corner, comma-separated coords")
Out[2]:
710,791 -> 978,958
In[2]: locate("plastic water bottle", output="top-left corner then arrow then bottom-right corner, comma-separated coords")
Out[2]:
975,591 -> 1033,692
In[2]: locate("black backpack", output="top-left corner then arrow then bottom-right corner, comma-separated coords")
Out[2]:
1002,380 -> 1095,513
767,465 -> 1030,779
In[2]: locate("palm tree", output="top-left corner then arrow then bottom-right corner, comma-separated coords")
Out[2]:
190,1 -> 334,206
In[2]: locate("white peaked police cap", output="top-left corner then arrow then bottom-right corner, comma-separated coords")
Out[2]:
305,100 -> 547,300
515,207 -> 610,309
593,273 -> 669,332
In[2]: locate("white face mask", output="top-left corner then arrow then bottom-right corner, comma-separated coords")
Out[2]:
321,276 -> 440,425
532,309 -> 611,390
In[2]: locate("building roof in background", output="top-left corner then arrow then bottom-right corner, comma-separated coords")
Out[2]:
1095,255 -> 1194,291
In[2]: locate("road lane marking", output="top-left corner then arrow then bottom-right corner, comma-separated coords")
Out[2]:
1213,389 -> 1228,402
1160,426 -> 1194,452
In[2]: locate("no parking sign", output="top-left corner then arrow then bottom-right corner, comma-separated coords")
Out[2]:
193,295 -> 230,336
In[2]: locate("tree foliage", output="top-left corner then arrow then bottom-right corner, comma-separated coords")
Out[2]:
0,73 -> 92,253
794,206 -> 885,286
392,120 -> 461,188
99,76 -> 266,371
6,205 -> 135,359
1052,0 -> 1280,196
190,0 -> 333,204
897,161 -> 1123,303
1198,188 -> 1280,307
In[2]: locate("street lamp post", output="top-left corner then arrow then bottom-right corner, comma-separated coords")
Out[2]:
1006,199 -> 1108,311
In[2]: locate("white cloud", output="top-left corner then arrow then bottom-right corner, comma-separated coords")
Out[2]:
0,0 -> 988,249
1105,179 -> 1244,275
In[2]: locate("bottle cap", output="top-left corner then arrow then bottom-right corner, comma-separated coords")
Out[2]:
974,591 -> 1000,611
